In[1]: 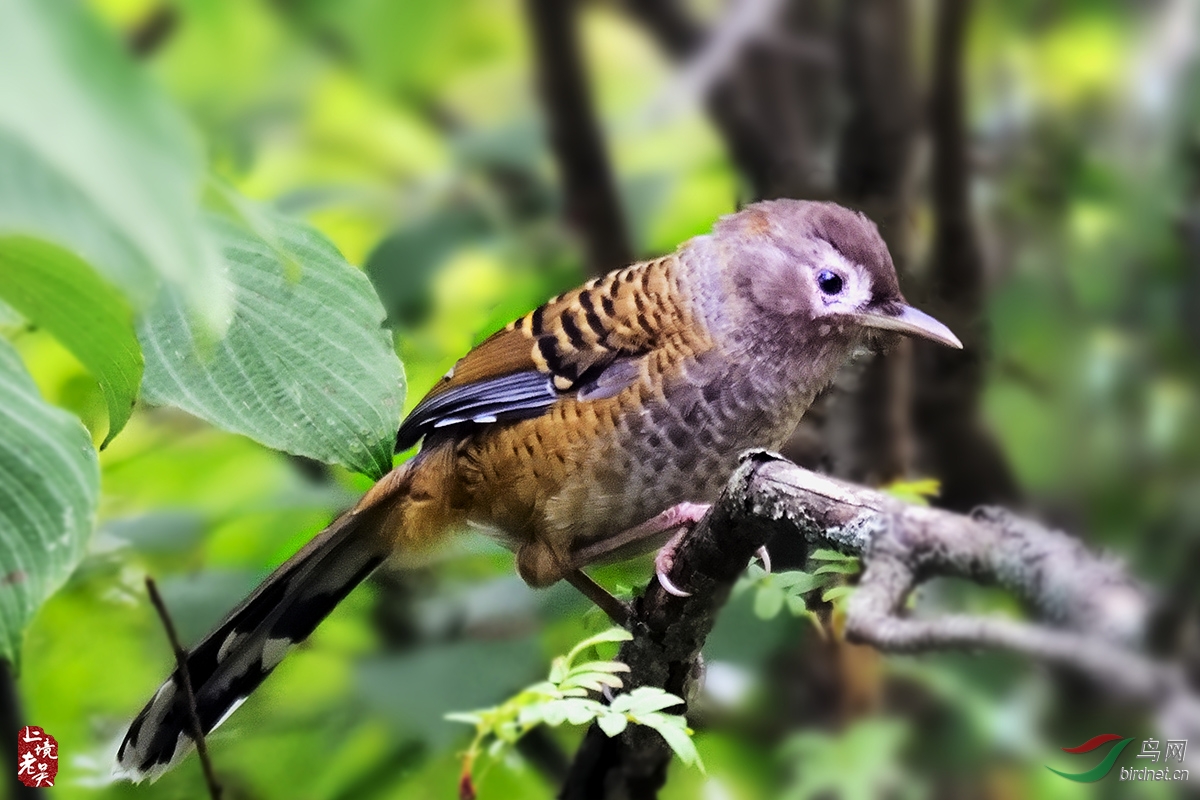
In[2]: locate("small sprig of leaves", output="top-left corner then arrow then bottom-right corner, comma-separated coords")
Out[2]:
736,478 -> 942,630
447,628 -> 703,797
881,477 -> 941,507
736,549 -> 861,626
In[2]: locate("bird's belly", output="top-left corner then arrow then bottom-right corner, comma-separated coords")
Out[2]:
561,393 -> 810,549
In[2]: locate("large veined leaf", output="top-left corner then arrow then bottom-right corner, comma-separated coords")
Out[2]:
0,0 -> 229,331
0,236 -> 142,446
0,337 -> 99,666
141,212 -> 406,479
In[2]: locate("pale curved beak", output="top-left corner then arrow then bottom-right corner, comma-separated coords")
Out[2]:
855,304 -> 963,349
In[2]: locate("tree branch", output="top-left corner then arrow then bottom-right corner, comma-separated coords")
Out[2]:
562,451 -> 1200,797
825,0 -> 918,486
126,4 -> 179,59
618,0 -> 835,201
561,451 -> 793,799
914,0 -> 1020,510
2,659 -> 39,799
525,0 -> 634,275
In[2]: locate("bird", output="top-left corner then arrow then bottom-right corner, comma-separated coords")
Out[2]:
115,199 -> 961,781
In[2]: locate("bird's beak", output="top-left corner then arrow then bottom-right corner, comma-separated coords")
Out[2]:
854,304 -> 963,349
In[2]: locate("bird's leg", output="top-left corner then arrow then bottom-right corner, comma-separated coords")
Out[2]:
565,570 -> 630,626
570,502 -> 713,566
568,502 -> 770,604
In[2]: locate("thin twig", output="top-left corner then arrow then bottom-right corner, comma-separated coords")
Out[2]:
144,576 -> 222,800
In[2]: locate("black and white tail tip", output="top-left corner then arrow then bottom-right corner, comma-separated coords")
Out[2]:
114,510 -> 387,782
113,633 -> 292,782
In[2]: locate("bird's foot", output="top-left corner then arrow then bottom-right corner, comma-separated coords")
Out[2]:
654,525 -> 772,598
649,502 -> 713,598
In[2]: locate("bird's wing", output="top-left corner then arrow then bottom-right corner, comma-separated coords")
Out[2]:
395,254 -> 694,451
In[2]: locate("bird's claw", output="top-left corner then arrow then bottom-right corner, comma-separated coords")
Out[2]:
653,532 -> 769,598
656,566 -> 692,598
655,528 -> 693,597
655,537 -> 770,597
755,545 -> 771,575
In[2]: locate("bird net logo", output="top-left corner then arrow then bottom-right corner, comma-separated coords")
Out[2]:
16,725 -> 58,788
1048,733 -> 1189,782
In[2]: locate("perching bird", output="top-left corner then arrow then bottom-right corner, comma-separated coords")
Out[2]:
116,199 -> 961,780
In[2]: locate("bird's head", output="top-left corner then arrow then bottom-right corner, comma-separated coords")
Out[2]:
709,199 -> 962,351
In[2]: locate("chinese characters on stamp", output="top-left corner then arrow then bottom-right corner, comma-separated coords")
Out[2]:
16,725 -> 58,788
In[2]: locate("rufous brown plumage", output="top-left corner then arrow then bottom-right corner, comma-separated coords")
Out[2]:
117,199 -> 961,780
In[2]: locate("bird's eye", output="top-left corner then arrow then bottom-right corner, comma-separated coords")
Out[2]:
817,270 -> 844,295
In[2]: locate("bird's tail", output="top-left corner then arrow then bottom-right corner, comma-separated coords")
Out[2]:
114,465 -> 418,783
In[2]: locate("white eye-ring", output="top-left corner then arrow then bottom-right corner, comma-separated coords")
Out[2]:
817,269 -> 844,295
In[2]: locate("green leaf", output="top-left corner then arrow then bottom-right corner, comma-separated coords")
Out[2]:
0,236 -> 142,446
561,698 -> 603,726
560,669 -> 626,693
809,548 -> 855,562
570,660 -> 631,674
754,584 -> 785,619
785,593 -> 811,616
597,712 -> 628,737
821,585 -> 856,603
565,627 -> 632,665
882,478 -> 941,507
610,687 -> 684,716
140,212 -> 405,479
813,561 -> 860,576
516,705 -> 546,727
774,571 -> 822,593
0,0 -> 230,331
444,712 -> 484,725
0,337 -> 99,665
652,723 -> 704,772
539,701 -> 568,727
548,657 -> 569,686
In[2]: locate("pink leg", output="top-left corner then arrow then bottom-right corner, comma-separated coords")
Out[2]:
569,502 -> 713,566
568,502 -> 770,602
644,503 -> 712,598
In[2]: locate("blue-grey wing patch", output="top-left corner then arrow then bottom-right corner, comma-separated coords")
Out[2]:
394,357 -> 644,452
395,371 -> 557,451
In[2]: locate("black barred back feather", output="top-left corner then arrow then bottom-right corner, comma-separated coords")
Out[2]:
394,255 -> 700,451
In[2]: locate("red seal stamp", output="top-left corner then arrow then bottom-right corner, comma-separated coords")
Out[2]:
17,725 -> 58,788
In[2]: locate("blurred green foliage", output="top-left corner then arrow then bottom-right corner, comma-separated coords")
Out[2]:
1,0 -> 1198,798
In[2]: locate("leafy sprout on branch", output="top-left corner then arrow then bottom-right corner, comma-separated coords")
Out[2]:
446,627 -> 702,797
